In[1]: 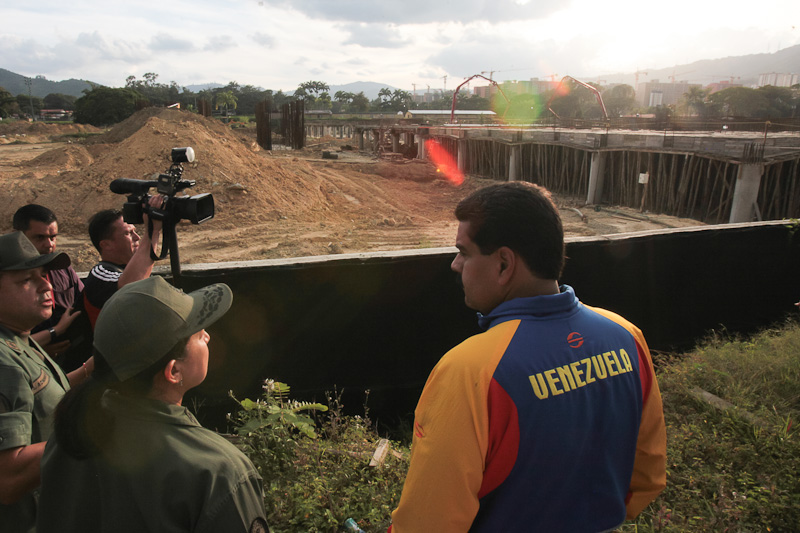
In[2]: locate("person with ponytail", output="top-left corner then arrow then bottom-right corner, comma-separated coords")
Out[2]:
37,276 -> 269,533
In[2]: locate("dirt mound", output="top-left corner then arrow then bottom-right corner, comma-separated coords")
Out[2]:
0,108 -> 482,268
22,144 -> 94,170
0,108 -> 703,271
0,121 -> 102,144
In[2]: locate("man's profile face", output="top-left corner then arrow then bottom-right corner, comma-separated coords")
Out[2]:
23,220 -> 58,255
0,267 -> 54,334
451,221 -> 504,314
102,217 -> 140,264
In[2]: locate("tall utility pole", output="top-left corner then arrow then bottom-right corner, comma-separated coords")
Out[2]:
24,77 -> 36,121
442,75 -> 447,95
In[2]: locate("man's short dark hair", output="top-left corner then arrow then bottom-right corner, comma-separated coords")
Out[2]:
13,204 -> 57,231
88,209 -> 123,252
455,181 -> 565,280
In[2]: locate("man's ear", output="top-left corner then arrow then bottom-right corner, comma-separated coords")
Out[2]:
497,246 -> 516,282
163,359 -> 181,385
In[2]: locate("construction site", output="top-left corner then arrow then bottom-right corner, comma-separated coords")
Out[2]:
1,107 -> 799,421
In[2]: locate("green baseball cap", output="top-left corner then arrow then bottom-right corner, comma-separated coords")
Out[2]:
0,231 -> 70,271
94,276 -> 233,382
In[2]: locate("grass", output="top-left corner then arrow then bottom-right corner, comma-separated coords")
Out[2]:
230,317 -> 800,532
624,316 -> 800,532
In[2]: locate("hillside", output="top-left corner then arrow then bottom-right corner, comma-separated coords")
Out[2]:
3,43 -> 798,100
590,43 -> 800,87
0,68 -> 93,98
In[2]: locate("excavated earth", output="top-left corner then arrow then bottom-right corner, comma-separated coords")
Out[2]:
0,110 -> 703,272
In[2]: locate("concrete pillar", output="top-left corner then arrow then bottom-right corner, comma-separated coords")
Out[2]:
392,132 -> 400,153
586,151 -> 607,205
457,139 -> 467,173
416,135 -> 426,160
508,145 -> 520,182
372,130 -> 380,152
729,163 -> 765,223
358,130 -> 364,150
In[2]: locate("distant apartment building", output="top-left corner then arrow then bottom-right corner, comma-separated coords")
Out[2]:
636,80 -> 702,108
757,72 -> 799,87
706,80 -> 743,94
412,91 -> 437,104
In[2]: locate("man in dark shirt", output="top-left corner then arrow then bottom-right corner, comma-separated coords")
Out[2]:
12,205 -> 83,363
83,201 -> 163,328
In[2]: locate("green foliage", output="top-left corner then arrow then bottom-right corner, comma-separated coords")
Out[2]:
603,84 -> 637,117
73,86 -> 143,126
621,318 -> 800,532
125,73 -> 183,107
230,381 -> 410,532
43,92 -> 77,111
0,85 -> 16,118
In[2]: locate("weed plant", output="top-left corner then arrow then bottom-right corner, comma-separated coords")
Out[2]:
623,317 -> 800,532
230,380 -> 409,532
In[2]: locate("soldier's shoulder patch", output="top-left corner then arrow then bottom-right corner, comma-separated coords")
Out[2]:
31,369 -> 50,394
2,339 -> 22,354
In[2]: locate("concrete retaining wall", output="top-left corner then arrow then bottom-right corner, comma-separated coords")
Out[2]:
171,221 -> 800,424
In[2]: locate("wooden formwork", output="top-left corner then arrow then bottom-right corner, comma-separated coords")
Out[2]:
429,133 -> 800,223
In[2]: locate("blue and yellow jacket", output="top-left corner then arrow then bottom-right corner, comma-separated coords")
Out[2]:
390,285 -> 666,532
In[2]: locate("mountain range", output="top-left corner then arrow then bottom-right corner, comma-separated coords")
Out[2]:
2,44 -> 798,100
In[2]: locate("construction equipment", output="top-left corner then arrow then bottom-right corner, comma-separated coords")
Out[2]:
546,76 -> 609,122
449,74 -> 510,123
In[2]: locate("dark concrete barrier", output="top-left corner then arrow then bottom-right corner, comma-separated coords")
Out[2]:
168,221 -> 799,426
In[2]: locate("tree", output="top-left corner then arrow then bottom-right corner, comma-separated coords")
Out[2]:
677,86 -> 712,117
0,86 -> 17,118
350,92 -> 370,112
708,87 -> 768,118
214,90 -> 238,115
43,93 -> 77,111
333,91 -> 355,113
757,85 -> 796,118
602,84 -> 636,117
125,73 -> 182,107
546,80 -> 605,120
73,86 -> 143,126
16,94 -> 43,117
235,85 -> 270,115
294,81 -> 330,109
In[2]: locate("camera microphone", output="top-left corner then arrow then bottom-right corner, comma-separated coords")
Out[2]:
110,178 -> 157,195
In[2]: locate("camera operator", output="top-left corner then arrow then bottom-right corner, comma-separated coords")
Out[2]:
83,195 -> 166,329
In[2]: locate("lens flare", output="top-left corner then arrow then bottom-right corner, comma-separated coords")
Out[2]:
425,139 -> 464,186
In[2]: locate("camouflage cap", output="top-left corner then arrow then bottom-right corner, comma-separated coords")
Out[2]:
94,276 -> 233,382
0,231 -> 70,271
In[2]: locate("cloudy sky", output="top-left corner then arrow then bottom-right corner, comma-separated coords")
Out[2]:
2,0 -> 798,92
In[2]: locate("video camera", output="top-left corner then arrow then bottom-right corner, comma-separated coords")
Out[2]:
109,147 -> 214,225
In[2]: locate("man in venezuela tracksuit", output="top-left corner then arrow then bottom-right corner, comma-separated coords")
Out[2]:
390,182 -> 666,532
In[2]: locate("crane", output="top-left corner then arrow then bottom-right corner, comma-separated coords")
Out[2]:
711,75 -> 741,83
479,67 -> 541,82
669,70 -> 694,83
449,74 -> 510,123
634,68 -> 648,88
546,75 -> 609,122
